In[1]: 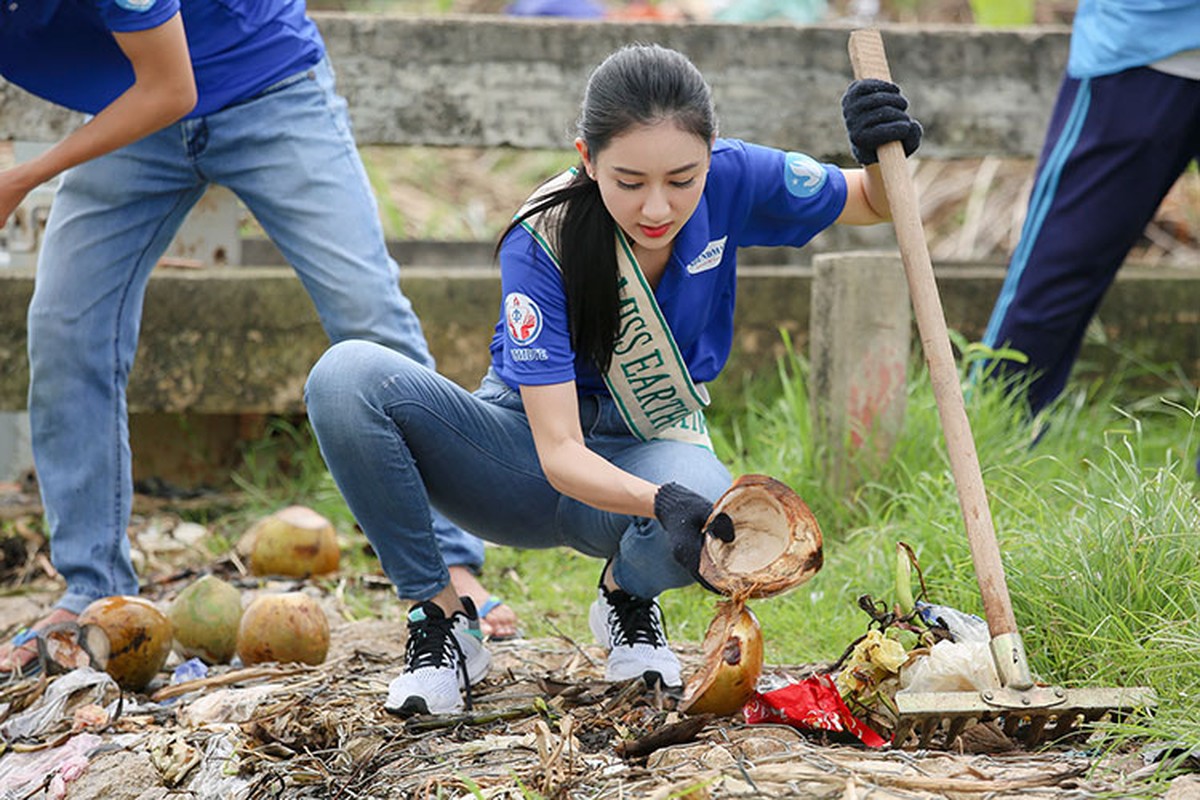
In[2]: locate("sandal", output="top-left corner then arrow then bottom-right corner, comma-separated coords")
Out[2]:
479,596 -> 522,641
0,627 -> 44,681
0,622 -> 109,681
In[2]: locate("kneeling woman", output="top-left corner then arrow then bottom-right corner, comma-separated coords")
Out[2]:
305,43 -> 921,716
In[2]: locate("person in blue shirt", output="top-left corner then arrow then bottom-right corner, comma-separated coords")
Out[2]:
304,43 -> 922,716
0,0 -> 513,677
980,0 -> 1200,449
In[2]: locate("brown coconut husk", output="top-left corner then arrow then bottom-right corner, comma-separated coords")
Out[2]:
698,474 -> 824,599
679,599 -> 764,715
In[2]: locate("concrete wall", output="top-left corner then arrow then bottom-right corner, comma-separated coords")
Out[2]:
2,18 -> 1069,159
2,262 -> 1197,415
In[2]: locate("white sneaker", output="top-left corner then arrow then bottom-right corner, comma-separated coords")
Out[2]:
589,585 -> 682,688
385,598 -> 491,716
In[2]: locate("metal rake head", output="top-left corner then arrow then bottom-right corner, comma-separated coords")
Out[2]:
892,686 -> 1158,750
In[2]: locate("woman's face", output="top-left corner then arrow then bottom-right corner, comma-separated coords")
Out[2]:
577,120 -> 711,260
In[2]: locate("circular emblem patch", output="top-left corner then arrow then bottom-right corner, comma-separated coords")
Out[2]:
504,292 -> 543,346
783,152 -> 826,198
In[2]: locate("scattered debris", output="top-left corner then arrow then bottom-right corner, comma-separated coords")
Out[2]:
0,516 -> 1171,798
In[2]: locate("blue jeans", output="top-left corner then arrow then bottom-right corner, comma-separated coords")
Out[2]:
304,340 -> 733,602
28,57 -> 480,614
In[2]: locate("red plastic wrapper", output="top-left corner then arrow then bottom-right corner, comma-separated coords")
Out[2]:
743,674 -> 888,748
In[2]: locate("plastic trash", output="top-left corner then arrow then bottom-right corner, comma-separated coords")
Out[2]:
898,639 -> 1000,694
190,732 -> 251,800
177,684 -> 278,727
914,600 -> 990,643
744,674 -> 887,748
0,668 -> 119,741
172,657 -> 209,684
0,732 -> 101,800
835,629 -> 908,697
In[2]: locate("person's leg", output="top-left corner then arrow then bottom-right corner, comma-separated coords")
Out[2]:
448,565 -> 520,640
30,130 -> 205,611
982,68 -> 1200,414
558,394 -> 733,687
1,128 -> 205,673
304,342 -> 563,601
200,58 -> 494,594
304,343 -> 559,713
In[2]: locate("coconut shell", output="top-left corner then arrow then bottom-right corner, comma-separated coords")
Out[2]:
78,596 -> 173,692
680,600 -> 764,715
169,575 -> 244,665
245,505 -> 340,577
698,474 -> 823,599
237,592 -> 330,666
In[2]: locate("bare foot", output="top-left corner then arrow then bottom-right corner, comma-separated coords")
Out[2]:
448,565 -> 520,640
0,607 -> 79,674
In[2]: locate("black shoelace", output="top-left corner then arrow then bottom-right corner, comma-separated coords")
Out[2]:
605,590 -> 667,648
404,607 -> 474,709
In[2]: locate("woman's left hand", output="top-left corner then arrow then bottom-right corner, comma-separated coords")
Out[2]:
841,78 -> 923,165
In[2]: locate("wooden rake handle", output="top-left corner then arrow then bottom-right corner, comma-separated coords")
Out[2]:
847,29 -> 1017,638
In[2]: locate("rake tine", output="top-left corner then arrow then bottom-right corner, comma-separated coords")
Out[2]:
944,714 -> 972,745
892,717 -> 915,747
1026,714 -> 1050,748
917,717 -> 940,749
1046,709 -> 1082,743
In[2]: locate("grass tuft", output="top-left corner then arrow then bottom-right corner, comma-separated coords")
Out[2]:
230,339 -> 1200,745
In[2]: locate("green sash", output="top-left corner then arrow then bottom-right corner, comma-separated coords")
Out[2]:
517,173 -> 712,449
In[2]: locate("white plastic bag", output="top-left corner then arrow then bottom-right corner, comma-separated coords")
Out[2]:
898,639 -> 1000,694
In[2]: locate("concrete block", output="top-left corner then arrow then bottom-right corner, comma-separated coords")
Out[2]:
1,20 -> 1069,158
0,412 -> 32,483
809,252 -> 911,489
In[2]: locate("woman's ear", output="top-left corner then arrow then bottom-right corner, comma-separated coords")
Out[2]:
575,138 -> 594,180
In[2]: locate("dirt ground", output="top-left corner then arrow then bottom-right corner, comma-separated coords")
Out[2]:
0,495 -> 1191,800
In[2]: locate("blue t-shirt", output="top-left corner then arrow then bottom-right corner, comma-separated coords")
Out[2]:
490,138 -> 847,395
1068,0 -> 1200,79
0,0 -> 324,117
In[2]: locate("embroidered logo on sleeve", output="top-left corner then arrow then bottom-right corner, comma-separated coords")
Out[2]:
115,0 -> 158,10
784,152 -> 826,198
685,237 -> 727,274
505,292 -> 543,346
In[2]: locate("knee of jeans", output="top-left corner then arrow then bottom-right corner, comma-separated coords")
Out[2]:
667,458 -> 733,503
27,311 -> 94,389
305,340 -> 380,416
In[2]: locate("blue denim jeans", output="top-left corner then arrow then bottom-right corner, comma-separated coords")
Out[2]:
28,57 -> 480,614
304,340 -> 733,602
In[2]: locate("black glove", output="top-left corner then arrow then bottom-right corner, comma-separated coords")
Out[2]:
654,482 -> 735,593
841,78 -> 923,165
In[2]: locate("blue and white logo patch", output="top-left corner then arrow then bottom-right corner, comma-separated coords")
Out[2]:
504,292 -> 543,346
685,237 -> 727,274
784,152 -> 826,198
115,0 -> 157,10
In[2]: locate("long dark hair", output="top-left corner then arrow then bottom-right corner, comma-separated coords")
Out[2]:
499,43 -> 717,374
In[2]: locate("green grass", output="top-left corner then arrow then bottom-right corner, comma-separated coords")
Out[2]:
229,338 -> 1200,748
